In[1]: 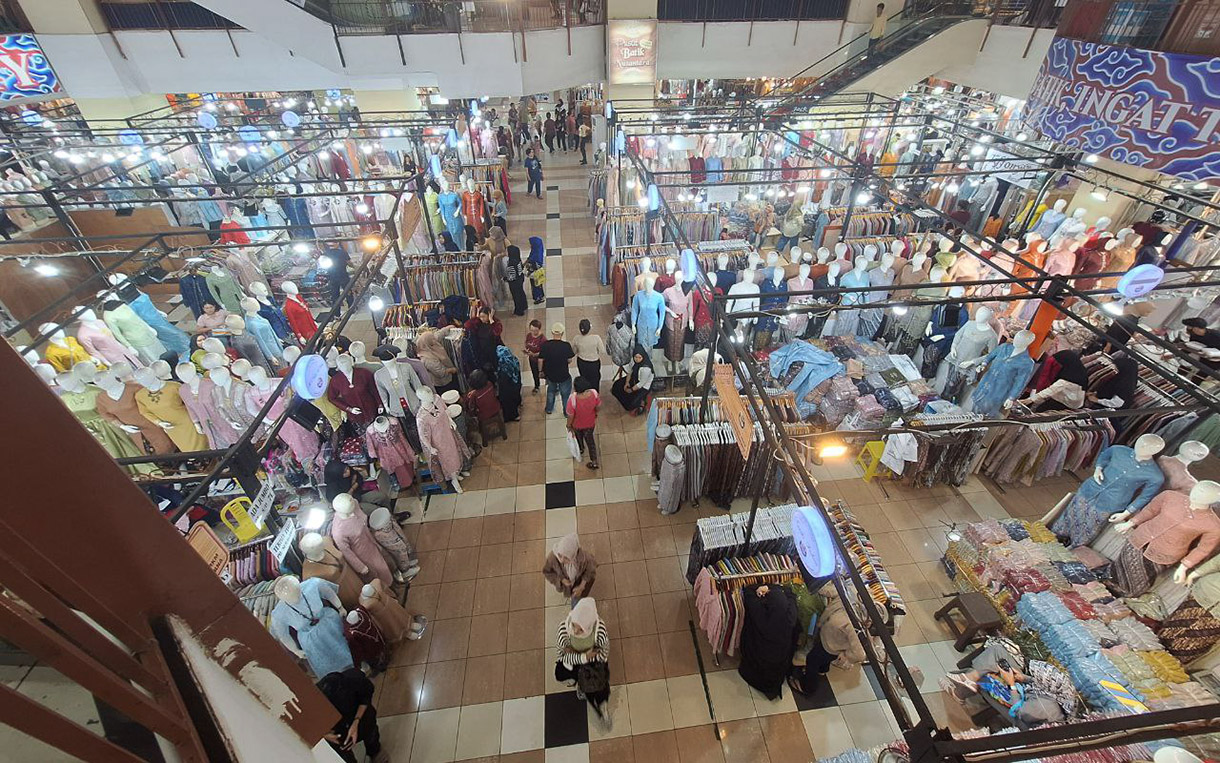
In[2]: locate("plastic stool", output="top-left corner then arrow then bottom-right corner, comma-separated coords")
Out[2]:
855,440 -> 890,482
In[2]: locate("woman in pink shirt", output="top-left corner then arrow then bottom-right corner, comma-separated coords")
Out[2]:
566,376 -> 601,469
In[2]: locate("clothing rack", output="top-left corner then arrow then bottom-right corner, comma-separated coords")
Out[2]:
685,503 -> 798,584
981,418 -> 1114,486
693,553 -> 803,657
827,500 -> 905,634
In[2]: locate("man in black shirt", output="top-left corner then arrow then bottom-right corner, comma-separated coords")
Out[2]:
540,322 -> 575,415
316,667 -> 386,763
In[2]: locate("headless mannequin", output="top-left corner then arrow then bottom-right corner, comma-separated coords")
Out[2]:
76,307 -> 140,367
835,256 -> 870,337
175,363 -> 208,436
936,305 -> 1000,394
963,329 -> 1035,415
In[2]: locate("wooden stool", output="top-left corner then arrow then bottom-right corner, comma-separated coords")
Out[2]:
935,592 -> 1002,652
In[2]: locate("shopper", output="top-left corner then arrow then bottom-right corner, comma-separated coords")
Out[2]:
542,532 -> 597,603
565,112 -> 577,151
439,231 -> 460,252
869,2 -> 886,54
464,369 -> 504,444
464,306 -> 504,383
316,667 -> 388,763
540,322 -> 575,415
195,302 -> 228,333
524,148 -> 544,199
525,319 -> 545,395
416,328 -> 460,394
504,244 -> 528,316
572,318 -> 606,390
557,112 -> 570,153
491,188 -> 509,233
324,459 -> 393,515
496,345 -> 523,421
554,598 -> 611,722
611,344 -> 654,415
527,235 -> 547,304
566,376 -> 601,470
544,112 -> 556,153
464,223 -> 481,250
577,116 -> 591,165
777,205 -> 804,253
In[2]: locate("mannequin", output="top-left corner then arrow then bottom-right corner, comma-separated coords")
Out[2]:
107,274 -> 190,362
364,414 -> 416,491
727,269 -> 762,342
40,324 -> 99,371
299,532 -> 365,609
372,344 -> 425,422
714,253 -> 736,291
656,258 -> 678,293
241,366 -> 277,429
1032,199 -> 1068,240
661,270 -> 692,370
240,298 -> 284,368
75,308 -> 141,367
269,576 -> 354,677
918,286 -> 969,377
437,181 -> 465,249
175,363 -> 235,447
225,315 -> 273,373
460,176 -> 486,237
1112,480 -> 1220,595
57,371 -> 154,473
806,262 -> 840,339
347,340 -> 376,371
1049,207 -> 1088,247
933,237 -> 957,272
785,262 -> 815,340
754,265 -> 788,349
633,256 -> 656,294
1156,441 -> 1210,492
358,580 -> 419,643
964,330 -> 1037,416
209,366 -> 255,434
329,353 -> 379,428
415,387 -> 470,492
225,245 -> 269,292
687,349 -> 722,389
205,264 -> 245,313
889,264 -> 946,353
130,367 -> 207,452
368,507 -> 420,581
1049,433 -> 1166,546
937,305 -> 1000,396
860,253 -> 895,339
895,251 -> 929,286
330,494 -> 393,585
248,281 -> 292,339
832,242 -> 851,272
95,372 -> 176,454
631,273 -> 666,350
281,281 -> 318,342
72,360 -> 101,385
832,257 -> 870,337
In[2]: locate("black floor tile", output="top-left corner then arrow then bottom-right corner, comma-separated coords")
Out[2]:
546,212 -> 561,219
546,247 -> 562,257
545,480 -> 576,509
546,297 -> 565,308
547,184 -> 560,191
544,690 -> 589,748
791,670 -> 839,711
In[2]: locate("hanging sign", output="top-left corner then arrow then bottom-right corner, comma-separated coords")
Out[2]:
608,20 -> 657,86
186,523 -> 230,575
714,363 -> 753,459
19,108 -> 38,125
982,147 -> 1040,190
292,354 -> 329,400
281,110 -> 301,127
269,518 -> 298,563
238,125 -> 261,143
792,505 -> 838,578
249,481 -> 276,528
0,35 -> 62,103
1117,264 -> 1165,299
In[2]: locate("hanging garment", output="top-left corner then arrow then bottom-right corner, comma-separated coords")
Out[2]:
374,362 -> 425,417
364,418 -> 417,489
225,250 -> 268,291
61,387 -> 156,475
265,386 -> 321,470
438,191 -> 465,249
301,538 -> 364,609
632,289 -> 666,349
416,402 -> 472,481
257,300 -> 292,340
662,284 -> 692,363
76,320 -> 141,367
178,378 -> 244,449
242,312 -> 283,366
218,221 -> 251,246
606,318 -> 636,368
269,578 -> 354,678
283,296 -> 318,342
461,190 -> 486,236
1050,445 -> 1165,547
212,380 -> 255,434
756,276 -> 788,334
343,607 -> 387,669
230,332 -> 273,373
1126,490 -> 1220,567
95,382 -> 176,454
44,337 -> 96,372
970,342 -> 1035,416
358,578 -> 413,643
205,268 -> 245,313
331,511 -> 393,586
128,293 -> 190,362
737,583 -> 800,699
371,517 -> 417,575
102,304 -> 165,366
328,368 -> 379,427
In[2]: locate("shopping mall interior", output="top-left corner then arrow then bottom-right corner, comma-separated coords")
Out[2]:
2,0 -> 1220,760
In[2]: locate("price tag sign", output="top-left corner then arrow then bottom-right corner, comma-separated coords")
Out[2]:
269,518 -> 298,563
219,568 -> 233,585
249,482 -> 276,528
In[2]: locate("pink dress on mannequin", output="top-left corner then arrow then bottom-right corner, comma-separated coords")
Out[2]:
246,385 -> 322,470
364,419 -> 417,488
331,511 -> 393,586
416,400 -> 471,481
178,378 -> 244,448
76,321 -> 141,367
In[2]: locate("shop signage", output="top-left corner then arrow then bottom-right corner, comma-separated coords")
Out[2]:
608,20 -> 657,86
186,523 -> 230,575
281,110 -> 301,127
1117,264 -> 1164,299
982,147 -> 1041,190
0,35 -> 61,103
1024,37 -> 1220,182
197,111 -> 217,129
249,481 -> 276,528
269,518 -> 298,563
714,363 -> 753,459
792,505 -> 838,578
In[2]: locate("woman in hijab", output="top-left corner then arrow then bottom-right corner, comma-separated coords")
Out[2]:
439,231 -> 460,252
464,224 -> 480,251
1090,352 -> 1138,409
464,306 -> 503,383
1020,350 -> 1088,412
611,344 -> 654,415
504,245 -> 528,316
496,345 -> 523,422
482,225 -> 510,309
526,235 -> 547,304
542,532 -> 597,604
416,329 -> 459,394
475,239 -> 498,310
323,458 -> 393,514
554,598 -> 611,721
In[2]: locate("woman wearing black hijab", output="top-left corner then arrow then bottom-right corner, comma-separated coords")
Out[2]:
323,459 -> 393,514
464,224 -> 480,251
504,245 -> 528,316
611,344 -> 654,414
1021,350 -> 1089,411
439,231 -> 460,252
1091,353 -> 1138,409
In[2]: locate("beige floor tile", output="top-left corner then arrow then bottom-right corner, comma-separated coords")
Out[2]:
545,507 -> 577,538
626,679 -> 675,735
410,706 -> 461,763
588,685 -> 631,740
841,700 -> 902,749
500,696 -> 545,754
749,685 -> 797,716
547,458 -> 575,482
454,489 -> 488,519
485,486 -> 517,515
667,674 -> 712,728
516,483 -> 546,512
455,701 -> 503,760
378,712 -> 418,760
576,478 -> 606,505
800,707 -> 852,760
603,476 -> 637,503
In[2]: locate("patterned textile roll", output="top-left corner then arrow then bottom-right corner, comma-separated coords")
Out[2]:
1158,595 -> 1220,665
1110,542 -> 1166,597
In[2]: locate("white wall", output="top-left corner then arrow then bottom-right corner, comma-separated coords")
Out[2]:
853,18 -> 988,97
657,20 -> 866,80
936,25 -> 1055,99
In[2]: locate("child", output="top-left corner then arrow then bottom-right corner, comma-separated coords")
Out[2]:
527,235 -> 547,305
566,377 -> 601,470
525,319 -> 544,395
464,369 -> 506,446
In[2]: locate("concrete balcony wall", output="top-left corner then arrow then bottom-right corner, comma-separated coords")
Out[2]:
657,20 -> 869,80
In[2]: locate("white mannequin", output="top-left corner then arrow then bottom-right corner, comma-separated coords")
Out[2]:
833,242 -> 849,266
72,360 -> 100,385
151,359 -> 173,381
771,265 -> 784,288
765,252 -> 779,271
1093,216 -> 1112,233
33,364 -> 57,386
209,366 -> 234,400
298,532 -> 329,564
890,241 -> 904,259
825,261 -> 841,287
282,345 -> 301,366
272,576 -> 344,658
1170,440 -> 1209,467
57,371 -> 85,394
225,314 -> 247,336
349,340 -> 371,367
908,252 -> 928,275
333,491 -> 357,518
245,366 -> 275,420
201,337 -> 227,361
665,257 -> 677,276
249,281 -> 274,306
726,269 -> 761,333
816,247 -> 831,265
716,253 -> 730,274
282,280 -> 307,307
241,297 -> 261,320
110,361 -> 135,382
334,354 -> 363,417
1115,479 -> 1220,585
879,253 -> 895,273
1050,207 -> 1088,245
325,346 -> 340,369
851,256 -> 868,276
798,262 -> 811,281
94,374 -> 139,436
177,363 -> 202,397
416,386 -> 464,493
132,368 -> 177,431
1100,434 -> 1165,494
938,305 -> 999,392
230,358 -> 252,381
862,244 -> 878,263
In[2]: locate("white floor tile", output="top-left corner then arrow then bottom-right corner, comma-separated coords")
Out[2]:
500,696 -> 545,754
575,479 -> 606,505
587,685 -> 631,740
453,489 -> 487,518
801,707 -> 853,760
454,701 -> 502,760
547,438 -> 572,460
410,707 -> 460,763
841,700 -> 902,749
625,679 -> 674,735
517,484 -> 545,512
544,604 -> 570,648
827,663 -> 879,704
484,486 -> 517,515
379,713 -> 417,760
603,476 -> 636,502
667,674 -> 712,728
750,684 -> 798,716
546,418 -> 570,439
423,493 -> 458,521
546,507 -> 577,538
897,644 -> 946,692
546,743 -> 589,762
705,671 -> 757,722
546,458 -> 574,482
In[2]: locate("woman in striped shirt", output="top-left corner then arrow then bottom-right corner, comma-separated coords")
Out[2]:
554,598 -> 612,722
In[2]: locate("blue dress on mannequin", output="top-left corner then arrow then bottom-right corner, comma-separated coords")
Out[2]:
632,289 -> 666,349
1049,445 -> 1165,546
970,342 -> 1035,416
129,292 -> 190,362
269,578 -> 354,678
438,191 -> 465,250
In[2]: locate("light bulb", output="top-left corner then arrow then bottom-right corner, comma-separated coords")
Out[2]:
368,295 -> 385,311
34,263 -> 59,277
362,236 -> 381,252
626,179 -> 636,190
361,144 -> 373,154
303,506 -> 327,530
970,144 -> 984,156
745,193 -> 758,201
101,153 -> 114,163
1016,132 -> 1028,141
1193,182 -> 1210,190
637,197 -> 649,209
947,182 -> 960,193
1091,188 -> 1108,201
820,169 -> 833,178
765,189 -> 775,197
293,243 -> 310,253
855,191 -> 872,204
355,202 -> 369,214
892,305 -> 908,315
1103,300 -> 1125,316
318,255 -> 333,269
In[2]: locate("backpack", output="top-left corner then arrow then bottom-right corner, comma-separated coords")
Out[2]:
576,661 -> 609,695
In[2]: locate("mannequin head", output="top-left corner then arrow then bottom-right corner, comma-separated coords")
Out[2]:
39,323 -> 67,346
199,353 -> 225,372
1133,433 -> 1165,460
975,306 -> 993,325
325,347 -> 340,369
665,258 -> 677,275
1011,329 -> 1035,352
368,506 -> 392,531
1070,207 -> 1086,220
707,273 -> 718,290
273,575 -> 301,603
862,245 -> 877,262
177,363 -> 198,384
771,267 -> 782,286
739,269 -> 756,286
282,281 -> 299,298
765,252 -> 779,268
790,247 -> 803,262
880,253 -> 895,271
1052,199 -> 1067,213
56,371 -> 85,394
1190,480 -> 1220,508
948,286 -> 966,300
249,281 -> 270,301
1094,216 -> 1112,232
336,353 -> 354,376
248,366 -> 273,390
827,262 -> 841,281
240,297 -> 260,316
643,273 -> 658,291
151,360 -> 172,381
447,403 -> 463,421
1024,232 -> 1043,246
333,493 -> 358,517
747,252 -> 761,271
640,256 -> 652,273
208,366 -> 232,389
95,373 -> 124,397
76,307 -> 99,323
1175,440 -> 1210,464
928,265 -> 946,284
283,345 -> 301,365
72,360 -> 100,384
834,242 -> 848,260
417,385 -> 437,409
852,256 -> 868,273
299,532 -> 326,562
938,237 -> 953,253
111,361 -> 135,382
134,367 -> 164,392
816,247 -> 830,264
231,359 -> 252,380
798,263 -> 811,280
225,315 -> 246,335
717,253 -> 729,271
350,341 -> 367,364
890,241 -> 904,257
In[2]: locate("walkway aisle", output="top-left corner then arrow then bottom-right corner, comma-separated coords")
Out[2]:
370,147 -> 1047,762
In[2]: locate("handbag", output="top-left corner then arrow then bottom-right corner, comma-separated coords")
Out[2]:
576,661 -> 609,695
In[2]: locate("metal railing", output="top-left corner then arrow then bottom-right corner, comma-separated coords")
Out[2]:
1057,0 -> 1220,54
99,0 -> 241,30
657,0 -> 848,22
289,0 -> 603,34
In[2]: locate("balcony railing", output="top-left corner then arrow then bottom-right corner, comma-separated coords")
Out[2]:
99,0 -> 241,30
290,0 -> 604,34
657,0 -> 848,21
1057,0 -> 1220,55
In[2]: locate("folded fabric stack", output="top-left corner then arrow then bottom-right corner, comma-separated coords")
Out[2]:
1005,567 -> 1052,594
1056,590 -> 1098,620
1080,619 -> 1120,647
1056,561 -> 1096,585
1068,652 -> 1143,712
1109,617 -> 1162,651
1001,519 -> 1031,542
1146,681 -> 1214,710
1103,646 -> 1169,700
965,518 -> 1009,548
1038,562 -> 1073,593
1025,520 -> 1059,544
1017,591 -> 1078,628
1015,538 -> 1052,564
1140,650 -> 1189,684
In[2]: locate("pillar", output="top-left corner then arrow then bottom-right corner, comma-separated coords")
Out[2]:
605,0 -> 658,105
14,0 -> 107,34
